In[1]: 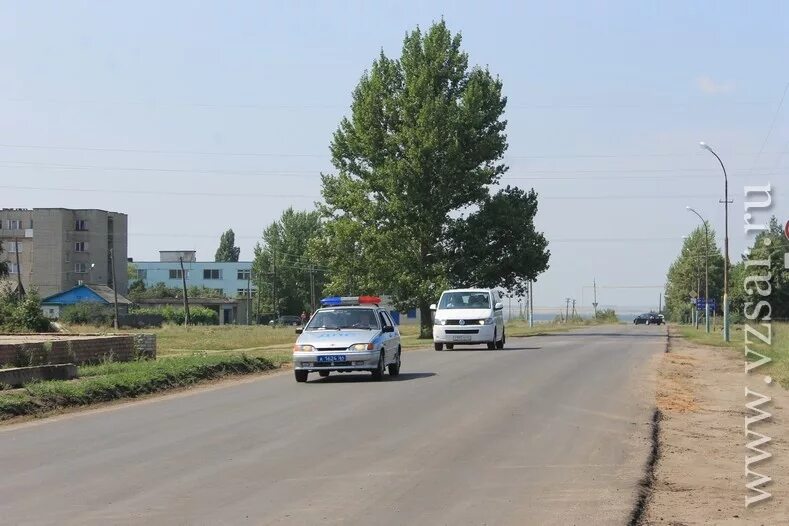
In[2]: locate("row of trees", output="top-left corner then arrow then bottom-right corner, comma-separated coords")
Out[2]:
665,216 -> 788,322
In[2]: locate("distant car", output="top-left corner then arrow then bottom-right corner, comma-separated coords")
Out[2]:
269,315 -> 302,327
291,296 -> 401,383
634,313 -> 663,325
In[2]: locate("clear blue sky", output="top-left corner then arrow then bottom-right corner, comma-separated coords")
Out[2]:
2,1 -> 787,313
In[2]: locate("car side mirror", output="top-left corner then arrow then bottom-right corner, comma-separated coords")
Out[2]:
429,303 -> 437,310
295,328 -> 303,334
494,302 -> 504,311
382,325 -> 394,333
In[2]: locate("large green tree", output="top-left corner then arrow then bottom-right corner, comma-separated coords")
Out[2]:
664,225 -> 724,322
215,229 -> 241,262
253,208 -> 323,316
318,21 -> 547,337
734,216 -> 788,320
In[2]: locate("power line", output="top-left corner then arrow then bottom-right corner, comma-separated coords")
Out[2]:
0,184 -> 721,201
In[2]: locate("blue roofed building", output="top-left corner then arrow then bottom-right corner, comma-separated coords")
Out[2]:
41,284 -> 132,319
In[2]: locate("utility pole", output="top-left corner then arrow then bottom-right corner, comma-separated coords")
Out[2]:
271,250 -> 277,318
246,270 -> 251,325
592,278 -> 598,318
13,238 -> 24,299
309,263 -> 316,313
571,299 -> 576,319
179,256 -> 190,325
109,247 -> 119,330
528,280 -> 534,327
565,298 -> 571,323
659,293 -> 662,313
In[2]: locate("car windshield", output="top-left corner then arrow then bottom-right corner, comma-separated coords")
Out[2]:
438,292 -> 491,310
305,308 -> 379,330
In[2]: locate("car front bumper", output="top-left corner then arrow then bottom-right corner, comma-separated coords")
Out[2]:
433,324 -> 495,344
292,350 -> 380,372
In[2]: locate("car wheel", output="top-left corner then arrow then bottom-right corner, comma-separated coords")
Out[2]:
371,351 -> 385,381
487,329 -> 497,350
446,344 -> 454,350
496,329 -> 505,349
319,371 -> 330,378
434,343 -> 443,351
646,319 -> 650,325
387,348 -> 401,376
295,370 -> 308,383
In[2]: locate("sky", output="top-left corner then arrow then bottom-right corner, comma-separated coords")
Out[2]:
1,0 -> 787,314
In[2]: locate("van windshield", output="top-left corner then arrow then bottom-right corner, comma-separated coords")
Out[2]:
438,292 -> 491,310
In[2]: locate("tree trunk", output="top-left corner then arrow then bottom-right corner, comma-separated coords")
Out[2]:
419,302 -> 433,339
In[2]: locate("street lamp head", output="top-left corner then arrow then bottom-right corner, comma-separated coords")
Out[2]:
685,205 -> 692,210
699,141 -> 712,151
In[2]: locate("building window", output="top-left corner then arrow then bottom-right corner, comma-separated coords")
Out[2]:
74,262 -> 88,274
135,269 -> 147,280
237,288 -> 256,297
74,241 -> 88,252
7,241 -> 20,253
75,219 -> 88,231
169,269 -> 185,280
9,263 -> 19,274
237,269 -> 251,280
203,269 -> 222,280
213,288 -> 225,295
6,219 -> 22,230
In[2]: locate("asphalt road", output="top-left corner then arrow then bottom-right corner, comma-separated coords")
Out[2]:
0,324 -> 665,526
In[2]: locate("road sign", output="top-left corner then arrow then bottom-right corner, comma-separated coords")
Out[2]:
696,298 -> 716,310
784,219 -> 789,241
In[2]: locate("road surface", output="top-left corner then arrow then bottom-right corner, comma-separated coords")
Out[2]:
0,324 -> 665,525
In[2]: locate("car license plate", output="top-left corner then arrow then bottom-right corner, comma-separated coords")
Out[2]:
452,335 -> 472,342
316,355 -> 346,362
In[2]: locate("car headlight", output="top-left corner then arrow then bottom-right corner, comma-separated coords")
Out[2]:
348,343 -> 375,351
480,317 -> 494,325
293,344 -> 315,352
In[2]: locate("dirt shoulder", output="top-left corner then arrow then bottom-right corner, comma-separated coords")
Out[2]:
645,327 -> 789,524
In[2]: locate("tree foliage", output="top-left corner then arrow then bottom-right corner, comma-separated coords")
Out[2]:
253,208 -> 323,315
127,282 -> 227,301
445,186 -> 549,295
215,229 -> 241,262
0,286 -> 50,333
664,225 -> 724,322
0,240 -> 8,279
316,21 -> 549,336
734,216 -> 788,320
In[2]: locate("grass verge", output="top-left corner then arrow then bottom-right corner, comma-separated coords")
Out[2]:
678,322 -> 789,388
0,354 -> 281,421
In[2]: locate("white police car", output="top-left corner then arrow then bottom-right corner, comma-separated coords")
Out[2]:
292,296 -> 401,383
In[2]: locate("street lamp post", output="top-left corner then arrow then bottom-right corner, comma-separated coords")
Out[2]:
686,207 -> 711,333
700,142 -> 730,342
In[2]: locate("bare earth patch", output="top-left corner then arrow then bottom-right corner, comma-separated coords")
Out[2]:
645,329 -> 789,524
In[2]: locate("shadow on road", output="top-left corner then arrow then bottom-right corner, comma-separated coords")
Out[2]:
438,346 -> 540,352
539,330 -> 666,339
310,372 -> 437,383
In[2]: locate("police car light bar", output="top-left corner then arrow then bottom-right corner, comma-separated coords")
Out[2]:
320,296 -> 382,306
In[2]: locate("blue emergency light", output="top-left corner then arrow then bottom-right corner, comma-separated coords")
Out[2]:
320,296 -> 381,306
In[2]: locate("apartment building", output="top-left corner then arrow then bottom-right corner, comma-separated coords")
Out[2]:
131,250 -> 255,298
0,208 -> 128,297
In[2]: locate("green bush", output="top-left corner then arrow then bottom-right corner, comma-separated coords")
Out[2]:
60,302 -> 114,326
0,287 -> 51,333
595,309 -> 619,323
130,305 -> 218,325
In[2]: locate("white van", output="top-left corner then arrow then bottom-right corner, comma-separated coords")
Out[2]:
430,288 -> 505,351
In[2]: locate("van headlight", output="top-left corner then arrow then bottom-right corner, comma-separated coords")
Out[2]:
480,318 -> 494,325
349,343 -> 375,351
434,319 -> 447,326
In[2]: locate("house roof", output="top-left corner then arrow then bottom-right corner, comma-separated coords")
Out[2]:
42,284 -> 132,306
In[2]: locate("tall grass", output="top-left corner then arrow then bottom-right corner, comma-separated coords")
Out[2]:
679,322 -> 789,388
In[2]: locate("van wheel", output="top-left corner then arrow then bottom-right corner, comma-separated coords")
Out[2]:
446,344 -> 454,350
487,329 -> 497,350
434,343 -> 443,351
496,329 -> 505,349
295,370 -> 308,383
